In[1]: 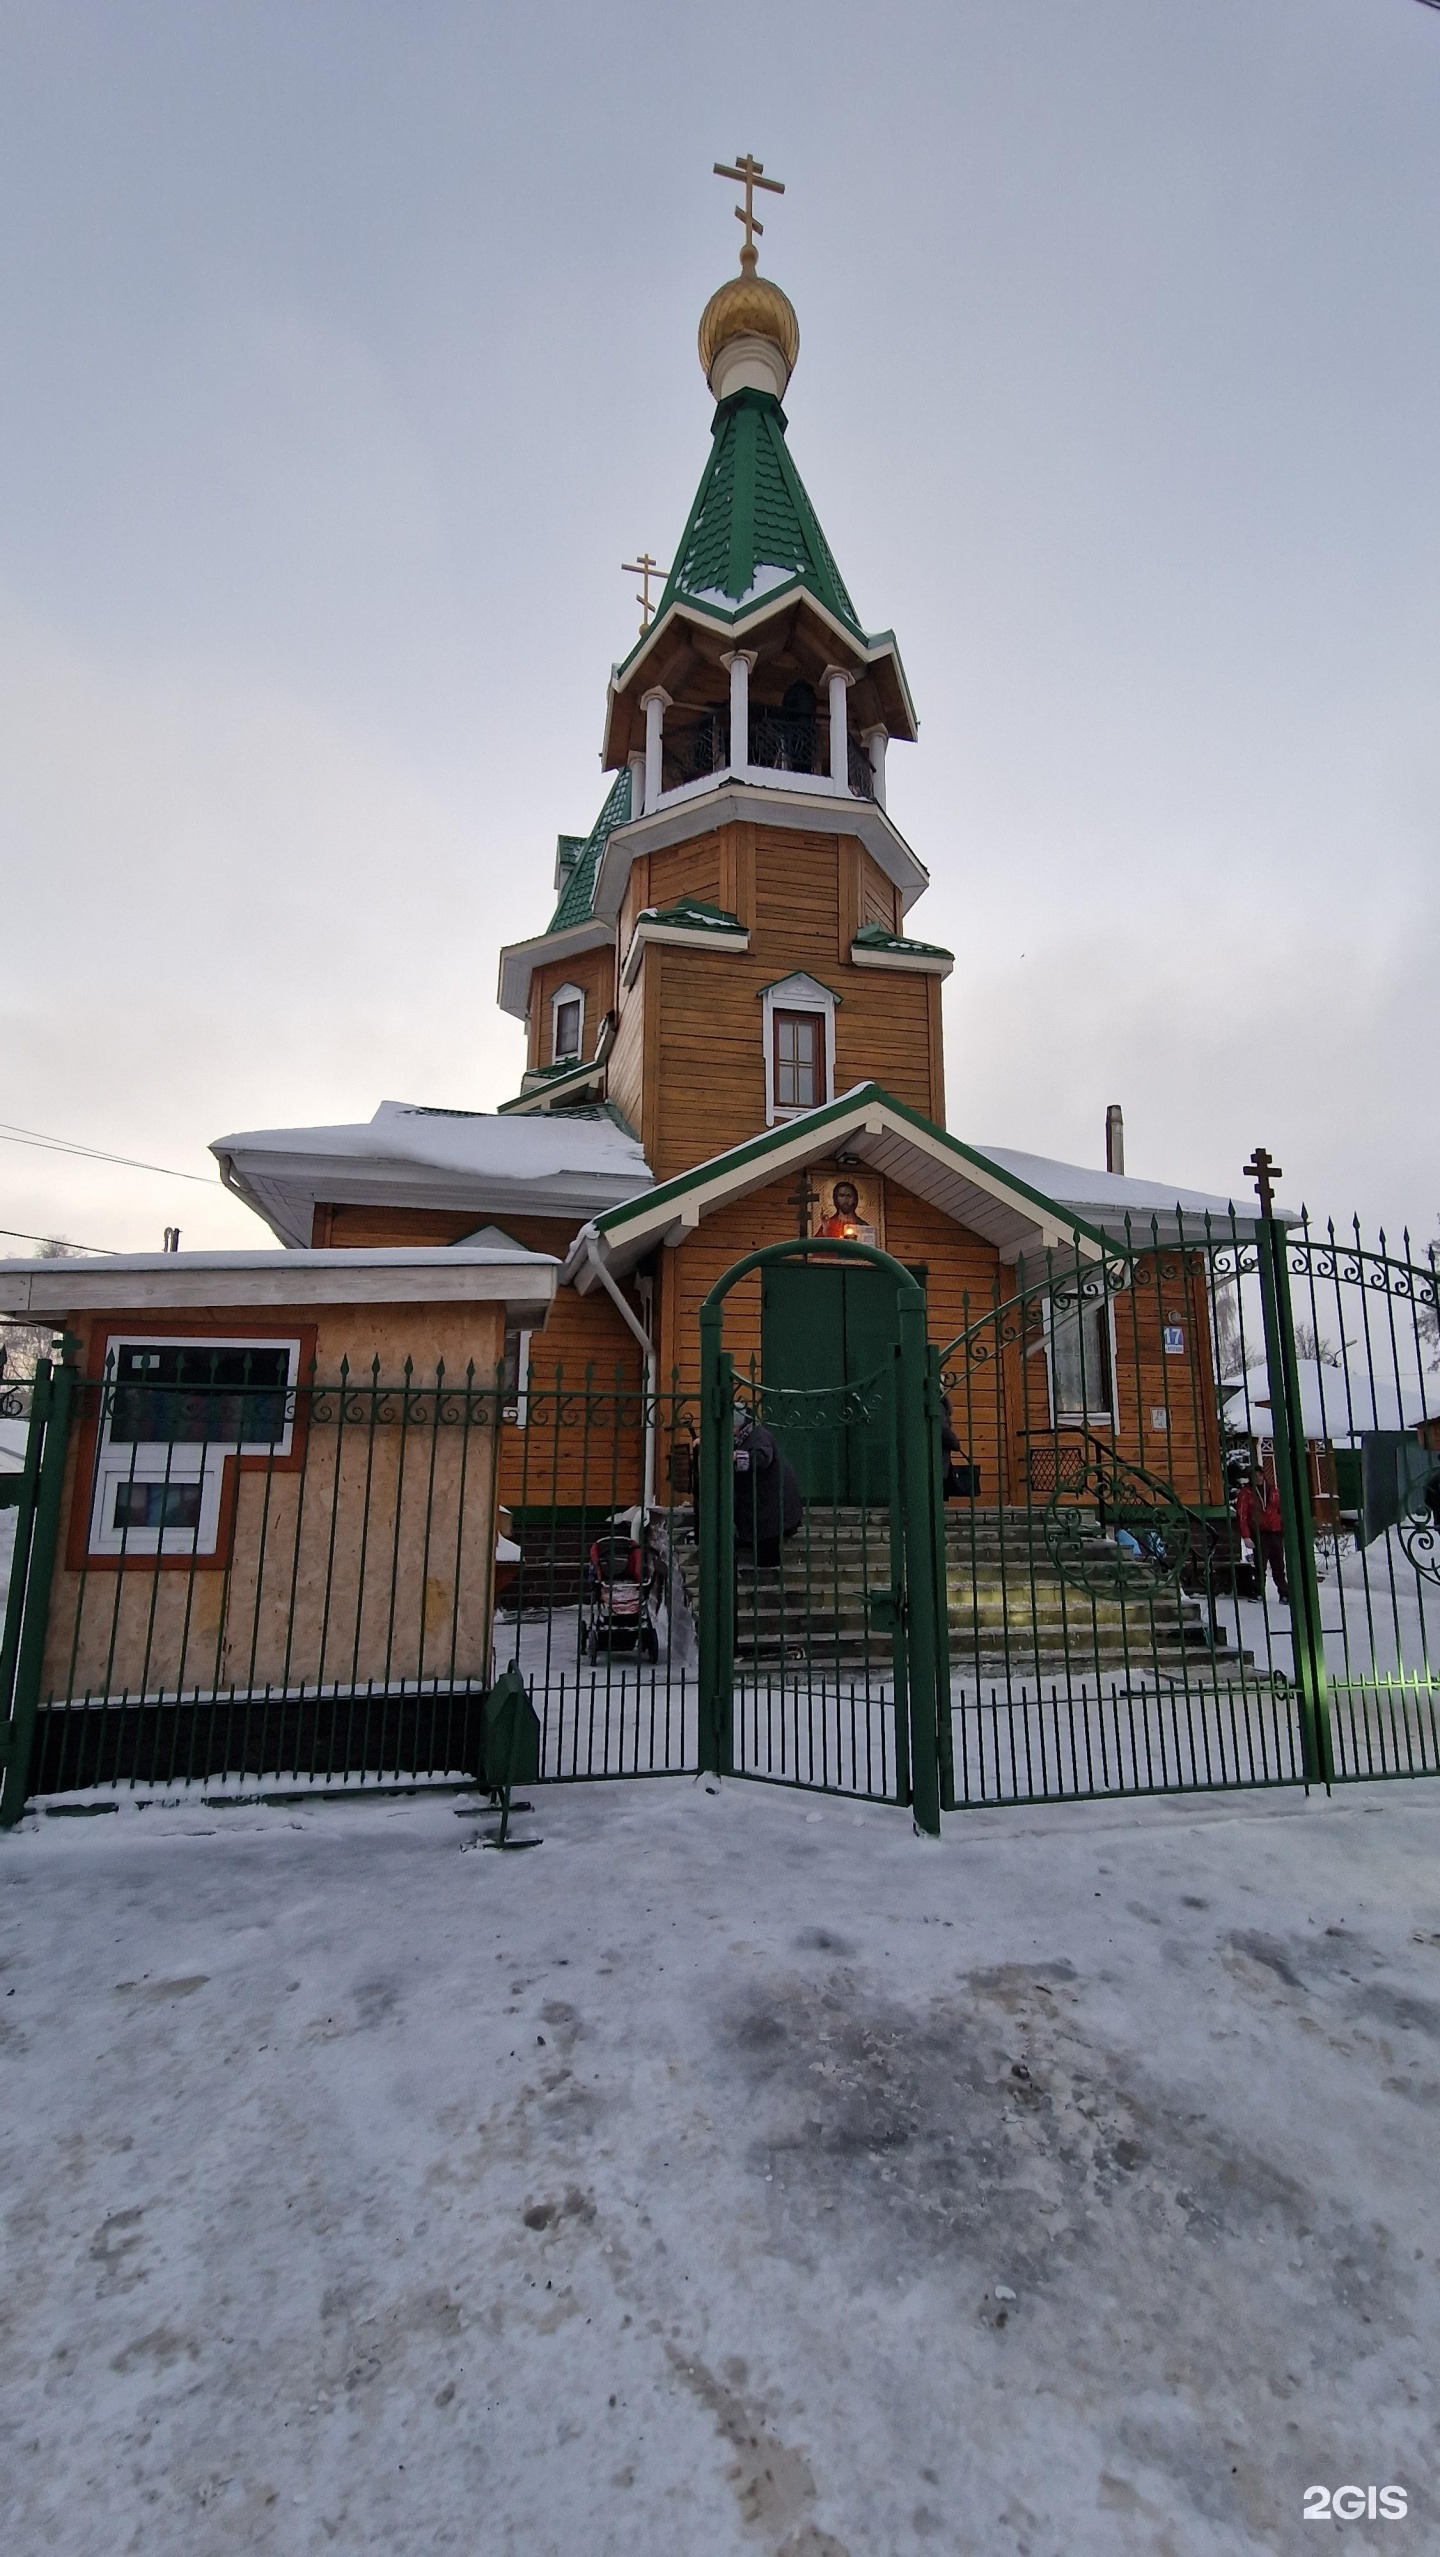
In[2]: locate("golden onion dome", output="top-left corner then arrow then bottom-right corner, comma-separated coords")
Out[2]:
697,247 -> 799,395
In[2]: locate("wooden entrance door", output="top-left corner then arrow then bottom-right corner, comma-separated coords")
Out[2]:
760,1261 -> 900,1502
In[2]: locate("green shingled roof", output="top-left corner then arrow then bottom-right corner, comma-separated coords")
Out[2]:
851,923 -> 954,960
547,766 -> 633,933
650,388 -> 862,640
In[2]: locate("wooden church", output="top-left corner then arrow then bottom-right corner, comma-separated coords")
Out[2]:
213,165 -> 1236,1524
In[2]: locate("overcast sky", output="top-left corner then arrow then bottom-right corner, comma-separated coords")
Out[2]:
2,0 -> 1437,1260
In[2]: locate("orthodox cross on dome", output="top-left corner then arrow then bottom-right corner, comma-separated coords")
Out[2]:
622,552 -> 667,633
713,154 -> 784,269
1244,1148 -> 1282,1218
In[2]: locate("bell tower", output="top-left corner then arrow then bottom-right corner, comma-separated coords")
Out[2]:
495,166 -> 953,1174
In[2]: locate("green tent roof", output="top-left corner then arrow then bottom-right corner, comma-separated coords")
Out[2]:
547,766 -> 633,933
647,388 -> 863,641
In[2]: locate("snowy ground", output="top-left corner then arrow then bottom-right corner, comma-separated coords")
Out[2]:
3,1778 -> 1439,2554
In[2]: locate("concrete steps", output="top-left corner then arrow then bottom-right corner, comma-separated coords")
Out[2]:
671,1505 -> 1250,1680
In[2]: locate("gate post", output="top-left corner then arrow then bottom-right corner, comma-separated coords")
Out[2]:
899,1297 -> 942,1836
1248,1154 -> 1333,1787
0,1345 -> 77,1827
697,1306 -> 734,1778
926,1342 -> 957,1814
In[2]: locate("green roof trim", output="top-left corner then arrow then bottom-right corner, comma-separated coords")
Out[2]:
547,767 -> 633,933
590,1081 -> 1111,1257
851,924 -> 955,960
638,898 -> 745,934
646,389 -> 863,643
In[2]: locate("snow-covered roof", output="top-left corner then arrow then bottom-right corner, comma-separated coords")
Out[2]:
1222,1359 -> 1436,1446
211,1100 -> 653,1250
978,1148 -> 1289,1242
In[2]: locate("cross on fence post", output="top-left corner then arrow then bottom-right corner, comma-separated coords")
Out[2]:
1244,1148 -> 1282,1219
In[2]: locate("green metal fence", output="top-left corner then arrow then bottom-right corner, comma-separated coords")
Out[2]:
934,1172 -> 1440,1808
1,1160 -> 1436,1826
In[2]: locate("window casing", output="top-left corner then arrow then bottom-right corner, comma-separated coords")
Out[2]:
550,983 -> 584,1063
1044,1291 -> 1117,1427
759,973 -> 839,1124
773,1011 -> 824,1111
89,1336 -> 301,1557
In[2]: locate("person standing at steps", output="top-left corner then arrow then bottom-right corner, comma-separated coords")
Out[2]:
732,1404 -> 803,1570
1236,1467 -> 1288,1603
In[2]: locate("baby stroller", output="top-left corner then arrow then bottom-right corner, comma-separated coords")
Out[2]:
583,1526 -> 660,1664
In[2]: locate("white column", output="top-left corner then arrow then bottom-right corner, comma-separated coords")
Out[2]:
862,724 -> 888,809
721,650 -> 755,775
627,750 -> 645,820
641,689 -> 670,813
825,667 -> 853,793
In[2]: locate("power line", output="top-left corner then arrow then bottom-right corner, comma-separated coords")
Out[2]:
0,1120 -> 218,1187
0,1225 -> 117,1255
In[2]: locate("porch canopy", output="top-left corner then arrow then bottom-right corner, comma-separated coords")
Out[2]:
565,1084 -> 1269,1292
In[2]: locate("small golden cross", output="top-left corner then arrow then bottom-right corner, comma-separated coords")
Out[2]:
622,552 -> 666,632
713,154 -> 784,264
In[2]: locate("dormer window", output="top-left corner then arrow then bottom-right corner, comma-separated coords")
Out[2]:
551,984 -> 584,1064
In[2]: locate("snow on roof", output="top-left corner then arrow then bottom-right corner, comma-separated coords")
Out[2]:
211,1100 -> 653,1249
977,1147 -> 1286,1237
1222,1358 -> 1435,1444
215,1100 -> 649,1181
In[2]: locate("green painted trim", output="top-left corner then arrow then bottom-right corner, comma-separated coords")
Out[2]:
852,923 -> 954,960
591,1081 -> 1111,1258
639,898 -> 745,932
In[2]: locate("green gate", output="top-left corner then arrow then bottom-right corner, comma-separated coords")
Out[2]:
934,1161 -> 1440,1809
698,1238 -> 949,1833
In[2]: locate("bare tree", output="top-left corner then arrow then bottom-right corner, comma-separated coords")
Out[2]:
1211,1282 -> 1263,1379
1419,1220 -> 1440,1372
0,1240 -> 77,1383
1293,1320 -> 1348,1369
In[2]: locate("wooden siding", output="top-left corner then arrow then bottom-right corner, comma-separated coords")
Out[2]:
653,1174 -> 1004,1407
606,964 -> 647,1143
526,946 -> 616,1070
645,838 -> 724,912
314,1206 -> 579,1257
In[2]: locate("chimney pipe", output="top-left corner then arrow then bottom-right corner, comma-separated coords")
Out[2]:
1105,1106 -> 1124,1177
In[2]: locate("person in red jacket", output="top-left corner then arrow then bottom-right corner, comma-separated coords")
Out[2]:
1237,1468 -> 1288,1602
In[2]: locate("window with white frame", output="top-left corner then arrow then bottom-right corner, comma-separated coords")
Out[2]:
774,1011 -> 823,1109
759,973 -> 838,1123
1043,1287 -> 1116,1426
89,1336 -> 301,1558
550,983 -> 585,1063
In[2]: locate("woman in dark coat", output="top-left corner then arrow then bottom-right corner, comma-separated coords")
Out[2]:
732,1406 -> 802,1569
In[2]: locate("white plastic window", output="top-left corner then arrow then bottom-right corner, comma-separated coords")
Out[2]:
89,1336 -> 301,1558
551,983 -> 585,1063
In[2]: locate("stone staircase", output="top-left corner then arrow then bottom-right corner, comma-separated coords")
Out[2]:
672,1505 -> 1249,1684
